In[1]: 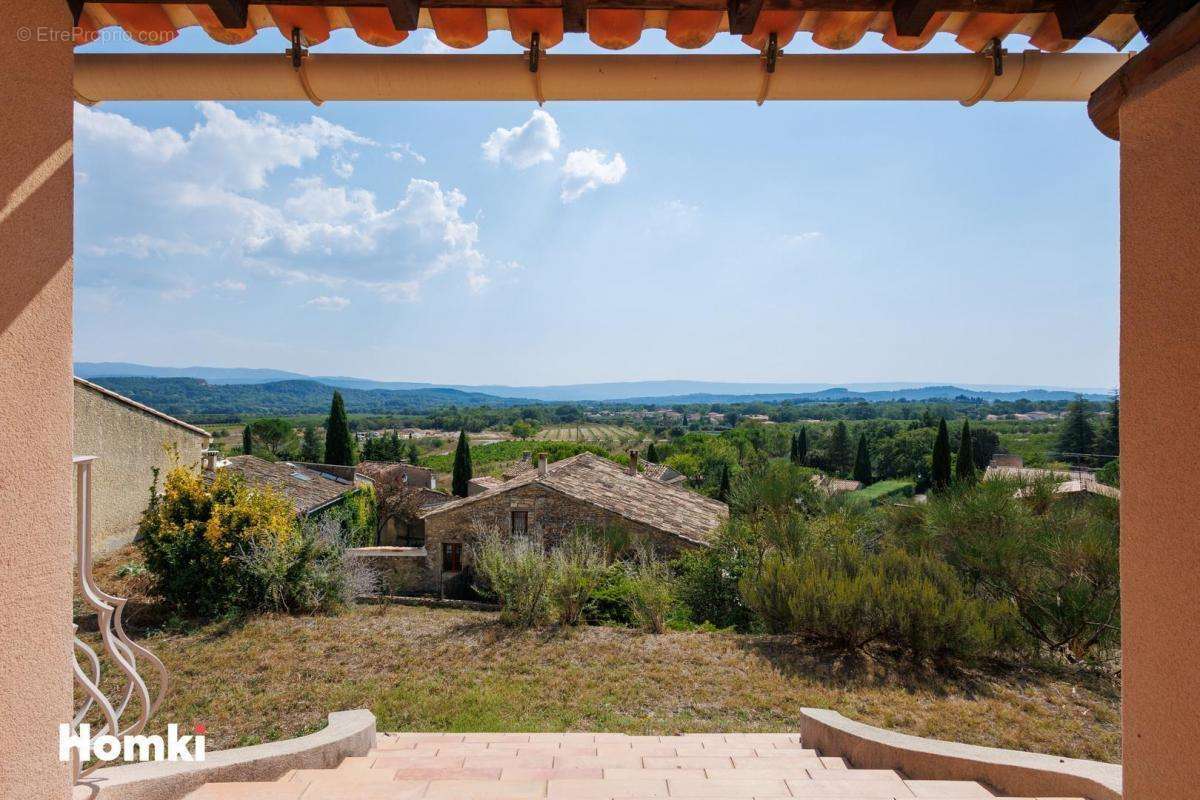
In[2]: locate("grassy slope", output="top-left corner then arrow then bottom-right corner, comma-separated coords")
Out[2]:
850,480 -> 915,503
81,553 -> 1120,763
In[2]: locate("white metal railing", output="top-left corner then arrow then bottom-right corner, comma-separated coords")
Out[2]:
70,456 -> 168,784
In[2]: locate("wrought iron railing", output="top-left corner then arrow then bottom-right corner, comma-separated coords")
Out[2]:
70,456 -> 168,784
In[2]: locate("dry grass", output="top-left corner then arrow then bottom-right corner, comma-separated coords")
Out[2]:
79,550 -> 1120,762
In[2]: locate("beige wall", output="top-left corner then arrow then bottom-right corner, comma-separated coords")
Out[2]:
0,4 -> 75,798
1119,43 -> 1200,800
73,382 -> 210,555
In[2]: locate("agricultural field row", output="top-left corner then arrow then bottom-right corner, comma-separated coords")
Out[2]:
534,424 -> 643,446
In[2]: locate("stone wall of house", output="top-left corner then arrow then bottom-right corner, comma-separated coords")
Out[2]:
421,484 -> 703,576
73,382 -> 210,555
347,547 -> 438,595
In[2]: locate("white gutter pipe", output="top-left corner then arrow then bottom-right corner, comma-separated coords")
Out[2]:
74,51 -> 1131,104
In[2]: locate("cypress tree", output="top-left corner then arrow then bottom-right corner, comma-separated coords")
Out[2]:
1056,397 -> 1096,463
323,390 -> 354,466
407,441 -> 421,465
797,426 -> 808,466
932,417 -> 952,491
956,419 -> 976,484
242,424 -> 253,456
451,430 -> 472,497
1099,395 -> 1120,458
827,422 -> 852,475
716,464 -> 731,503
647,441 -> 660,463
852,434 -> 872,485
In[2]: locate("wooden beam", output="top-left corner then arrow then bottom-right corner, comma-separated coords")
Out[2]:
563,0 -> 589,31
727,0 -> 765,34
1054,0 -> 1120,39
384,0 -> 421,28
67,0 -> 86,25
891,0 -> 940,36
1136,0 -> 1199,38
205,0 -> 249,28
1089,0 -> 1200,138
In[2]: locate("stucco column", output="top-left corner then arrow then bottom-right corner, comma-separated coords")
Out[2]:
1119,43 -> 1200,800
0,3 -> 76,799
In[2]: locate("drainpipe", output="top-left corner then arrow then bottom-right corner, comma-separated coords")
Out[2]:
73,52 -> 1132,104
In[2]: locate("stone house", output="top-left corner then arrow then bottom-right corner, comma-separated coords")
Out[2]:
357,460 -> 451,545
73,377 -> 211,555
367,451 -> 728,596
203,453 -> 370,518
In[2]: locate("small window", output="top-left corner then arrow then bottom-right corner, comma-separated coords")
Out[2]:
511,510 -> 528,535
442,542 -> 463,572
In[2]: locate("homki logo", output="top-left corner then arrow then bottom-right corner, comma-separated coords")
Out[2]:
60,723 -> 206,763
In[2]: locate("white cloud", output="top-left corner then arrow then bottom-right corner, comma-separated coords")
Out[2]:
560,148 -> 627,202
331,152 -> 356,178
482,110 -> 561,170
420,31 -> 453,53
305,295 -> 351,311
74,103 -> 513,302
780,231 -> 823,245
387,142 -> 427,164
214,279 -> 246,292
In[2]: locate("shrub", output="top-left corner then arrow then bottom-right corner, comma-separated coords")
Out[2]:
626,555 -> 675,634
471,532 -> 554,627
740,534 -> 1010,662
673,524 -> 755,631
583,564 -> 637,626
549,531 -> 608,626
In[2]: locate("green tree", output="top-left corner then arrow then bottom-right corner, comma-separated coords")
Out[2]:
827,422 -> 853,475
511,420 -> 534,440
1056,397 -> 1096,463
241,424 -> 253,456
451,430 -> 473,497
796,427 -> 808,465
931,418 -> 952,491
300,425 -> 322,462
646,441 -> 660,463
1098,395 -> 1120,458
716,464 -> 731,503
852,433 -> 872,485
250,417 -> 297,458
956,419 -> 976,484
406,441 -> 421,465
323,390 -> 355,466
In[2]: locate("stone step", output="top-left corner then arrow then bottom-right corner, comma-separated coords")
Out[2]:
179,732 -> 1088,800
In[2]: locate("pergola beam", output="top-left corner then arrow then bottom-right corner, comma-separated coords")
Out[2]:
73,51 -> 1130,102
383,0 -> 422,28
563,0 -> 589,32
1054,0 -> 1121,39
727,0 -> 765,34
205,0 -> 249,28
891,0 -> 941,36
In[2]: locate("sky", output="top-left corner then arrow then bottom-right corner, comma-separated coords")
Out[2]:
73,23 -> 1124,390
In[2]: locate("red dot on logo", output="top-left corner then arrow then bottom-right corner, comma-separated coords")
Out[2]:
195,724 -> 206,735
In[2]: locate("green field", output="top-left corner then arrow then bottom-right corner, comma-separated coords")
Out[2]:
849,479 -> 916,504
423,439 -> 613,475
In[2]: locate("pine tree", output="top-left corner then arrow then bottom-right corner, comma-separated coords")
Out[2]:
323,390 -> 355,466
300,425 -> 322,462
827,422 -> 853,475
451,430 -> 472,497
852,434 -> 872,485
955,419 -> 976,484
1056,397 -> 1096,464
716,464 -> 731,503
1099,395 -> 1120,458
932,417 -> 952,491
407,441 -> 421,465
646,441 -> 660,463
241,424 -> 253,456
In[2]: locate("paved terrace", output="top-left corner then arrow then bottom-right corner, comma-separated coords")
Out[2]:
182,732 -> 1083,799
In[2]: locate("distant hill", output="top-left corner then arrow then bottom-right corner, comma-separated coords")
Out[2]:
86,377 -> 531,418
75,363 -> 1114,404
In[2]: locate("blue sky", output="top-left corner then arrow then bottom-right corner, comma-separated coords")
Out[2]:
74,24 -> 1123,389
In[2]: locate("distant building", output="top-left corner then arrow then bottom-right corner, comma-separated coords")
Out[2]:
375,451 -> 727,596
810,474 -> 863,496
203,453 -> 369,518
356,460 -> 439,492
73,377 -> 211,555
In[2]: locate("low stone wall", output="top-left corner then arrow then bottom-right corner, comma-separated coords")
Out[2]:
799,707 -> 1121,800
347,546 -> 438,594
78,710 -> 376,800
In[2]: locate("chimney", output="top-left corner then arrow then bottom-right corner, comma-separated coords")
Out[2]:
201,449 -> 219,472
628,449 -> 639,476
430,474 -> 437,491
537,452 -> 548,476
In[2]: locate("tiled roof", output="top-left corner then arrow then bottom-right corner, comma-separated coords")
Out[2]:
811,474 -> 863,495
357,460 -> 437,490
641,461 -> 687,485
984,464 -> 1072,481
210,455 -> 359,516
73,3 -> 1138,54
74,376 -> 211,438
423,452 -> 727,545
